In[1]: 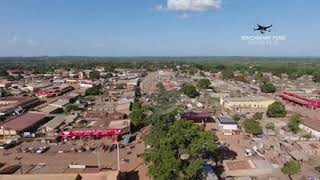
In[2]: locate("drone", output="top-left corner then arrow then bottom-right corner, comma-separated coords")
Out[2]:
254,24 -> 272,34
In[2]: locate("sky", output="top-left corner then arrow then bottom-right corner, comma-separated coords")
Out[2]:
0,0 -> 320,57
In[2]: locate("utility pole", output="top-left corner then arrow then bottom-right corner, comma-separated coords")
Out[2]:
19,161 -> 23,174
2,127 -> 5,156
97,150 -> 100,169
117,141 -> 120,171
2,127 -> 5,143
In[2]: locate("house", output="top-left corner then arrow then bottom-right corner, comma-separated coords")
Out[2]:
216,117 -> 239,135
181,112 -> 214,123
0,112 -> 47,141
299,117 -> 320,139
50,99 -> 69,108
221,96 -> 275,109
296,141 -> 320,156
0,97 -> 40,116
222,159 -> 277,177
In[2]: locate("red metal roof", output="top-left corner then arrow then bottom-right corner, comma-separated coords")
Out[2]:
0,112 -> 46,132
279,91 -> 320,108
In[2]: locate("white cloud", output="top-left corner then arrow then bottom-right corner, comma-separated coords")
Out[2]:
178,13 -> 190,19
167,0 -> 222,12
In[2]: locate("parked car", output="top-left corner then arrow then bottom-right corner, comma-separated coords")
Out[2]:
36,146 -> 50,154
0,141 -> 17,150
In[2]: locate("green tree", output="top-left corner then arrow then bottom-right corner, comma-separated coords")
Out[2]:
89,70 -> 100,80
243,119 -> 263,135
221,69 -> 234,80
144,121 -> 218,180
267,102 -> 287,118
313,72 -> 320,83
84,85 -> 100,96
260,82 -> 276,93
252,112 -> 263,120
288,114 -> 301,134
64,104 -> 79,113
197,79 -> 211,89
234,74 -> 248,83
265,122 -> 275,131
181,83 -> 199,98
129,102 -> 146,127
232,114 -> 241,121
281,160 -> 301,180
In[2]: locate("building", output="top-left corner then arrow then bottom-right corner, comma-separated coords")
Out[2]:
35,85 -> 74,98
278,91 -> 320,109
180,112 -> 214,123
222,159 -> 277,177
0,172 -> 119,180
39,116 -> 66,133
221,96 -> 275,109
216,117 -> 239,135
0,97 -> 40,116
50,99 -> 70,108
0,79 -> 12,89
0,112 -> 47,141
24,82 -> 52,92
296,141 -> 320,156
299,117 -> 320,139
39,105 -> 62,114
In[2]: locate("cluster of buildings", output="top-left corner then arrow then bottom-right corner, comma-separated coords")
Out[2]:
0,67 -> 146,144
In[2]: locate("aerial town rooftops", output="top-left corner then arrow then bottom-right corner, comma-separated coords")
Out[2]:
38,105 -> 60,114
50,99 -> 69,108
0,96 -> 40,115
223,159 -> 276,177
0,112 -> 47,133
222,96 -> 272,102
40,115 -> 65,131
217,117 -> 238,125
181,112 -> 214,122
301,117 -> 320,131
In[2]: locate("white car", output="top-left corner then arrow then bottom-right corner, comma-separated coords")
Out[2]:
36,146 -> 50,154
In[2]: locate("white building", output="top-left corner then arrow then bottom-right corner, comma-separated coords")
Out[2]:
216,117 -> 239,135
299,118 -> 320,139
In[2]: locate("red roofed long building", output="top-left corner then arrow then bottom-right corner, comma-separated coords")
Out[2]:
278,91 -> 320,109
35,85 -> 74,98
0,112 -> 47,141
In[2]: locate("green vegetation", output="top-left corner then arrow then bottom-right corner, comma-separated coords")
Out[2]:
221,69 -> 234,80
144,83 -> 218,180
64,104 -> 79,113
252,112 -> 263,120
232,114 -> 241,121
181,83 -> 199,98
84,85 -> 100,96
243,119 -> 263,135
313,72 -> 320,83
260,82 -> 276,93
145,120 -> 217,180
265,122 -> 275,131
1,57 -> 320,80
281,160 -> 301,180
197,79 -> 211,89
302,133 -> 312,139
267,102 -> 287,118
288,114 -> 301,134
89,70 -> 100,80
234,74 -> 248,83
129,101 -> 146,128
